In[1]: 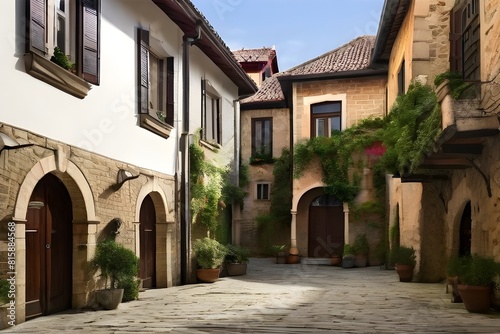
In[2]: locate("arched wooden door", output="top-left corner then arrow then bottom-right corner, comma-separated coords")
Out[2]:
26,173 -> 72,319
459,202 -> 472,256
308,195 -> 344,257
139,195 -> 156,288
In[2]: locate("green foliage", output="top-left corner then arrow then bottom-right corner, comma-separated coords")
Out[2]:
294,117 -> 384,202
224,244 -> 250,264
193,237 -> 227,269
381,82 -> 442,174
458,254 -> 500,287
249,152 -> 275,165
271,244 -> 287,254
221,163 -> 249,208
190,138 -> 225,233
390,246 -> 416,266
117,276 -> 141,302
50,46 -> 75,71
434,71 -> 474,99
447,255 -> 470,277
343,244 -> 355,256
0,279 -> 10,304
91,239 -> 139,289
352,234 -> 369,255
270,148 -> 292,223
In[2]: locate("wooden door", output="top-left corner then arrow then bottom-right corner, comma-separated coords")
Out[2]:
308,195 -> 344,257
139,195 -> 156,288
459,202 -> 472,256
26,174 -> 72,319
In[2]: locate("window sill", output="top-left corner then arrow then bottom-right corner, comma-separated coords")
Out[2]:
24,52 -> 91,99
200,140 -> 221,151
139,114 -> 173,139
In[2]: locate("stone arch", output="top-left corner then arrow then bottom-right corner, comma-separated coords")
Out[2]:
134,178 -> 174,288
292,181 -> 324,212
13,155 -> 96,222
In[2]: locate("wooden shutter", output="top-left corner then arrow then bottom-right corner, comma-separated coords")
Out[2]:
80,0 -> 100,85
138,28 -> 149,115
28,0 -> 46,54
166,57 -> 174,126
449,4 -> 463,73
201,79 -> 207,140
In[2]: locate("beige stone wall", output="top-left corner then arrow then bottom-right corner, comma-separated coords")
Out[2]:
0,124 -> 179,319
239,108 -> 290,253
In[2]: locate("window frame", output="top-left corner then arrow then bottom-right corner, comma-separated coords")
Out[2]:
310,101 -> 342,138
137,27 -> 174,139
251,117 -> 273,158
201,79 -> 222,146
25,0 -> 100,98
256,182 -> 271,200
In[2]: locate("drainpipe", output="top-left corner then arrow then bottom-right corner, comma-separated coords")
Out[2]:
180,22 -> 201,285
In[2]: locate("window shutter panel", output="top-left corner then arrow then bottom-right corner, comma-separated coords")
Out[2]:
449,5 -> 463,73
80,0 -> 100,85
138,28 -> 149,115
201,79 -> 206,140
166,57 -> 174,126
28,0 -> 46,54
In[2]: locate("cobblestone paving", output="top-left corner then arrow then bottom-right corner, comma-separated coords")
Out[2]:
4,258 -> 500,333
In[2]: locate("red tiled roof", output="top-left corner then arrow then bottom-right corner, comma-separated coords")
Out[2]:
284,35 -> 375,75
233,47 -> 276,63
241,36 -> 376,104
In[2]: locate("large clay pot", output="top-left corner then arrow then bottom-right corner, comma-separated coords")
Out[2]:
286,254 -> 300,264
225,263 -> 247,276
330,255 -> 342,266
355,255 -> 367,267
95,288 -> 124,310
395,264 -> 414,282
458,284 -> 492,313
196,268 -> 221,283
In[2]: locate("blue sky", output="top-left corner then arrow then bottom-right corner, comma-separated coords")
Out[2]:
190,0 -> 385,71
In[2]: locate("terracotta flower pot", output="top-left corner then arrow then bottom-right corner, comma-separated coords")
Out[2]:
395,264 -> 414,282
196,268 -> 221,283
458,284 -> 492,313
330,255 -> 342,266
225,263 -> 247,276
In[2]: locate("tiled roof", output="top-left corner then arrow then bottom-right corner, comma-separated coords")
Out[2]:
241,74 -> 284,104
284,35 -> 375,75
233,47 -> 276,63
241,36 -> 376,104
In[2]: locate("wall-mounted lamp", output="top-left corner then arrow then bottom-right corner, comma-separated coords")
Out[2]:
0,132 -> 34,154
114,169 -> 139,190
110,217 -> 123,235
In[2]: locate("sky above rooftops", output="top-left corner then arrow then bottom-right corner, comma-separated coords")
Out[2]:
190,0 -> 385,71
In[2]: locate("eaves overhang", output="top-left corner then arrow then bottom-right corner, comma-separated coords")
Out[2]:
371,0 -> 412,64
152,0 -> 257,96
276,68 -> 388,83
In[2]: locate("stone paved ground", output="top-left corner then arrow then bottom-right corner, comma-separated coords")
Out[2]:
4,258 -> 500,333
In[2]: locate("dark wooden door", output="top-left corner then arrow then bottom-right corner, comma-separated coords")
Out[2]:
139,195 -> 156,288
308,195 -> 344,257
459,202 -> 472,256
26,174 -> 72,319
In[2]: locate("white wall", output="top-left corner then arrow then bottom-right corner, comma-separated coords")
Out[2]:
0,0 -> 241,175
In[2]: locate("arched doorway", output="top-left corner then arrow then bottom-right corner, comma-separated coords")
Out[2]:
26,173 -> 72,319
139,194 -> 156,288
308,194 -> 344,257
459,202 -> 472,256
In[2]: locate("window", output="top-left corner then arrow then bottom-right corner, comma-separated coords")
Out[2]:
450,0 -> 480,81
311,101 -> 341,138
252,118 -> 272,157
26,0 -> 100,87
397,60 -> 405,96
201,80 -> 221,145
256,183 -> 270,200
138,28 -> 174,139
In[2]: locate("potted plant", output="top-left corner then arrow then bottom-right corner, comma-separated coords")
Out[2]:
353,234 -> 369,267
457,254 -> 500,313
271,244 -> 287,264
342,244 -> 356,268
390,246 -> 416,282
224,244 -> 250,276
446,255 -> 468,303
329,249 -> 343,266
90,239 -> 139,309
193,237 -> 227,283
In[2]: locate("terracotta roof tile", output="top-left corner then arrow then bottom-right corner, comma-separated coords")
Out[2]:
233,47 -> 276,63
241,36 -> 375,104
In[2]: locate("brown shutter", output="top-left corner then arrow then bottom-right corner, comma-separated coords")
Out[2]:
201,79 -> 206,140
138,28 -> 149,115
80,0 -> 100,84
28,0 -> 46,54
449,4 -> 463,73
166,57 -> 174,126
